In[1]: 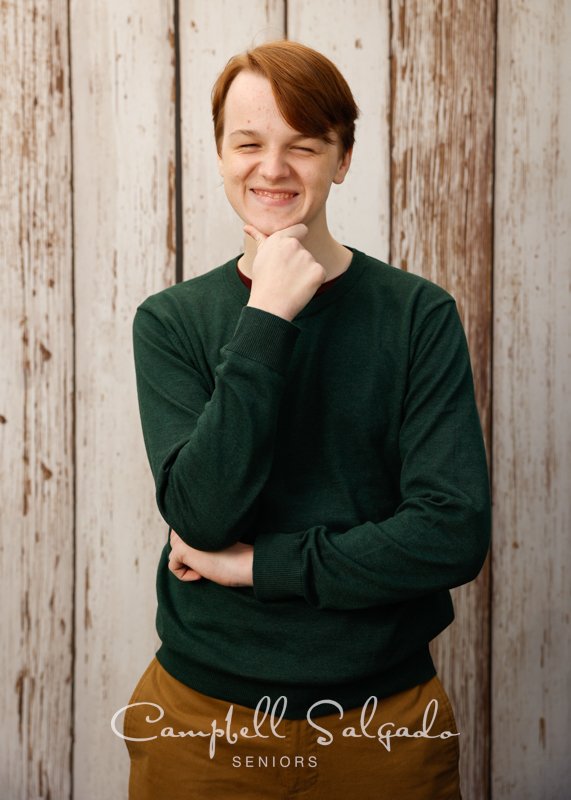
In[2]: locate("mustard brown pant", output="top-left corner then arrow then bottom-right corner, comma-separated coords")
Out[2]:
123,657 -> 462,799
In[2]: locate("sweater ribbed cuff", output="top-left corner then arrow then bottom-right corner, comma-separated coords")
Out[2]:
223,306 -> 300,375
252,530 -> 305,602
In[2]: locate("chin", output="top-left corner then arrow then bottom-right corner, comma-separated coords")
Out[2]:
258,222 -> 284,236
250,216 -> 304,237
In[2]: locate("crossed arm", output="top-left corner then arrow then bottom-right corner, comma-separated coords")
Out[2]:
135,294 -> 490,610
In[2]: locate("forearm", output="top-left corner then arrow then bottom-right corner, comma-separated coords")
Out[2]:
157,344 -> 289,550
134,303 -> 300,550
252,490 -> 491,610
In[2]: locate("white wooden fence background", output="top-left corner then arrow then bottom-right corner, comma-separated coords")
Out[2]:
1,1 -> 569,798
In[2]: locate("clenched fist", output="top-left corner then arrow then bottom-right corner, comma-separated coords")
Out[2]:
168,530 -> 254,587
244,223 -> 327,322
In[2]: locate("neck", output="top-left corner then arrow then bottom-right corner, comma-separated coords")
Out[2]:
238,221 -> 352,281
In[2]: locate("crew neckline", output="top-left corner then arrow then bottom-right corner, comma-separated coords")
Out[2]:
223,246 -> 367,320
236,261 -> 344,296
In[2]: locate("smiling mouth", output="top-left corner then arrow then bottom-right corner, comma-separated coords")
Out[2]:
251,189 -> 299,200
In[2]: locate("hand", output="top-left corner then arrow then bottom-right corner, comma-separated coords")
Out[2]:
168,530 -> 204,582
244,223 -> 326,321
168,530 -> 254,587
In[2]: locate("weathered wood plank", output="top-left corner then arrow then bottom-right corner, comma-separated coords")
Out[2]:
287,0 -> 390,258
0,1 -> 74,797
71,2 -> 176,797
390,2 -> 495,798
492,2 -> 571,797
180,0 -> 286,277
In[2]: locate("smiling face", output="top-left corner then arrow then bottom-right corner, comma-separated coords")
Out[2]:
217,70 -> 352,238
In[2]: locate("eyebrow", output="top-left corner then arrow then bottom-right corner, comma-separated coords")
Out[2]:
228,129 -> 317,141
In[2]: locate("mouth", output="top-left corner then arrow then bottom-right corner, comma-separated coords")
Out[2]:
250,188 -> 299,204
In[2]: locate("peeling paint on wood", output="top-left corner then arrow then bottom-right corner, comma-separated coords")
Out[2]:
492,1 -> 571,797
1,0 -> 73,796
390,3 -> 495,798
70,2 -> 177,797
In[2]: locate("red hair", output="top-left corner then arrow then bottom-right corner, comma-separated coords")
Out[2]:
211,40 -> 359,156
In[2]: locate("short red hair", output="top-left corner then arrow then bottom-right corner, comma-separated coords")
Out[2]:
211,40 -> 359,157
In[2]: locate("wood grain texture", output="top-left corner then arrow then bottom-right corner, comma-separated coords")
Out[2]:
390,2 -> 495,798
0,1 -> 74,797
70,1 -> 176,797
180,0 -> 286,278
492,1 -> 571,797
287,0 -> 391,259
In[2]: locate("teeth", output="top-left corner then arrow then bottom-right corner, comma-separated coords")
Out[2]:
254,190 -> 296,199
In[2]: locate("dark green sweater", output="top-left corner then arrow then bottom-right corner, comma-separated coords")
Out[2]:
132,246 -> 491,719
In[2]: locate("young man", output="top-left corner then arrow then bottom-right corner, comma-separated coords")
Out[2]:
126,40 -> 490,799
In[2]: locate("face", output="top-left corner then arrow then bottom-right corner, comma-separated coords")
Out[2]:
217,70 -> 352,237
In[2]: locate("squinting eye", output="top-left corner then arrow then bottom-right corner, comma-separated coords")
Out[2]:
239,144 -> 258,149
294,147 -> 314,153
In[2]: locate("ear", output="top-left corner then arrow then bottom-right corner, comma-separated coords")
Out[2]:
217,152 -> 224,177
332,146 -> 353,185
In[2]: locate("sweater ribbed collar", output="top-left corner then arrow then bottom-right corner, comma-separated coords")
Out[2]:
223,246 -> 367,320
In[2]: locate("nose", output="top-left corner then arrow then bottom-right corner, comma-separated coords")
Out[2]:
259,148 -> 291,181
